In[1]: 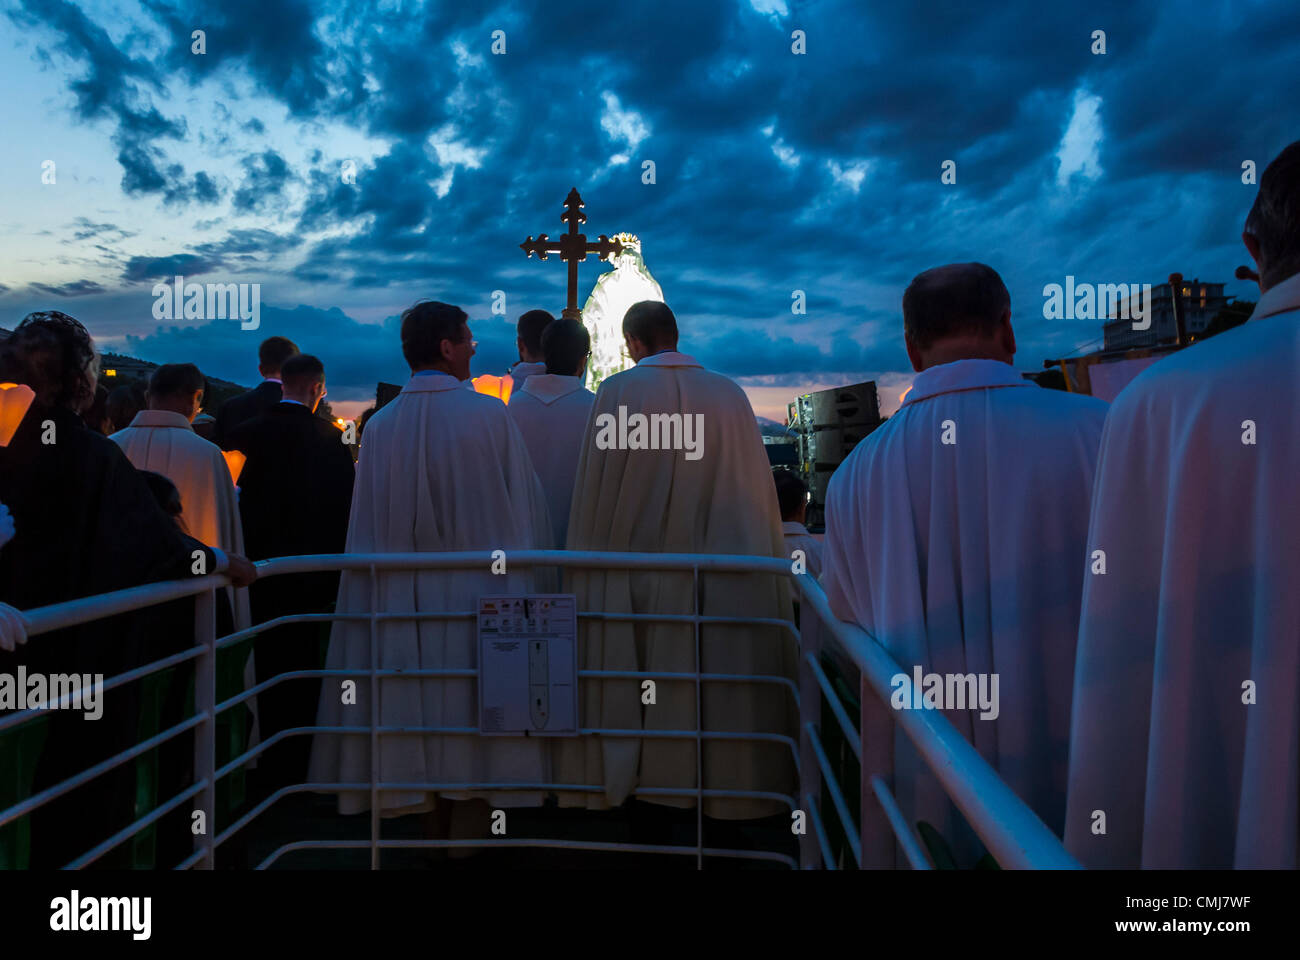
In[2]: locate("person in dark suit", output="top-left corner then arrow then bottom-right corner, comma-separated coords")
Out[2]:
227,354 -> 354,791
212,336 -> 299,450
0,311 -> 256,867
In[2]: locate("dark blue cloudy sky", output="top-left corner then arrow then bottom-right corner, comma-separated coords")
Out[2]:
0,0 -> 1295,418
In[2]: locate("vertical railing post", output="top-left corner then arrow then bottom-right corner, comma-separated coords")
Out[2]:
693,564 -> 703,870
797,577 -> 822,869
860,671 -> 896,868
368,564 -> 380,870
193,585 -> 217,870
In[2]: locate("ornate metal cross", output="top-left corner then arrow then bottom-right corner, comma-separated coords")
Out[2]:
520,187 -> 623,320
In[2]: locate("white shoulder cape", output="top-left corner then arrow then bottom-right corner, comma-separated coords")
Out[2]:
1065,276 -> 1300,868
822,359 -> 1108,864
308,373 -> 552,816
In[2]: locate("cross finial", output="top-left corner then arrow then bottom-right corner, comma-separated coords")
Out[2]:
561,187 -> 586,227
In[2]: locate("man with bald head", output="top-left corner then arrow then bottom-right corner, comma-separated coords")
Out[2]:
559,300 -> 797,844
821,262 -> 1107,866
1065,141 -> 1300,868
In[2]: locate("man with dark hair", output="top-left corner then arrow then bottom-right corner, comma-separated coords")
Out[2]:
1066,141 -> 1300,869
772,469 -> 821,580
399,300 -> 468,370
621,300 -> 678,357
213,335 -> 300,449
559,299 -> 797,836
312,300 -> 550,844
821,262 -> 1107,866
507,316 -> 595,546
228,353 -> 355,791
0,311 -> 254,867
112,362 -> 250,632
148,362 -> 206,411
106,382 -> 146,433
510,309 -> 554,389
279,352 -> 325,392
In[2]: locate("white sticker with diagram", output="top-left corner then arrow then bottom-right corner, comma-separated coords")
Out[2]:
477,594 -> 578,736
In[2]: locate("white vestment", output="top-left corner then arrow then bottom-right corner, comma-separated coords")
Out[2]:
822,359 -> 1107,864
309,372 -> 552,816
111,410 -> 250,631
1065,275 -> 1300,868
508,360 -> 547,392
507,374 -> 596,548
782,521 -> 823,580
556,352 -> 797,820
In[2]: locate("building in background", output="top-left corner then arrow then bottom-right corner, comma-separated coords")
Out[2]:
1049,273 -> 1253,401
1103,278 -> 1231,350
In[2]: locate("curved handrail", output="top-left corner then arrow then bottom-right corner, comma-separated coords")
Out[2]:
13,548 -> 1079,870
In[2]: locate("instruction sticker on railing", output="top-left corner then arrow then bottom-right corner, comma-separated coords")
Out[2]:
477,595 -> 578,736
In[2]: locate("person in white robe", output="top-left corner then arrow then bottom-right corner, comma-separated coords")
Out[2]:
821,263 -> 1107,866
111,363 -> 250,631
507,317 -> 596,548
556,300 -> 798,824
309,301 -> 552,828
1065,142 -> 1300,869
508,309 -> 552,391
774,469 -> 822,580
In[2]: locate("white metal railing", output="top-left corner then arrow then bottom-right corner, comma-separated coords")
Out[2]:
2,550 -> 1079,870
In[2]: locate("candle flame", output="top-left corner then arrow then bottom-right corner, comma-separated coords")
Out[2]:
0,382 -> 36,447
222,450 -> 246,486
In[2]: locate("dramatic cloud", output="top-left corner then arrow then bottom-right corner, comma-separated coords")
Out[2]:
4,0 -> 1293,406
122,253 -> 223,283
1057,88 -> 1104,186
28,280 -> 108,297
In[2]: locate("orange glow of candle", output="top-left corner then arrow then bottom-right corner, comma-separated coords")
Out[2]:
222,449 -> 247,486
472,374 -> 514,405
0,382 -> 36,447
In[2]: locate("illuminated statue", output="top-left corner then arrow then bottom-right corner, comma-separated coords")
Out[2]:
581,233 -> 664,391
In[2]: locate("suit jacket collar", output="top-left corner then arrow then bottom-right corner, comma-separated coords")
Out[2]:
904,358 -> 1028,406
270,401 -> 315,417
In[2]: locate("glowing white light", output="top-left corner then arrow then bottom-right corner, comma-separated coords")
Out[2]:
581,234 -> 664,392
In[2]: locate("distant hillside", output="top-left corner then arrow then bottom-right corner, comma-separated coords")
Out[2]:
757,416 -> 794,439
0,324 -> 251,412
